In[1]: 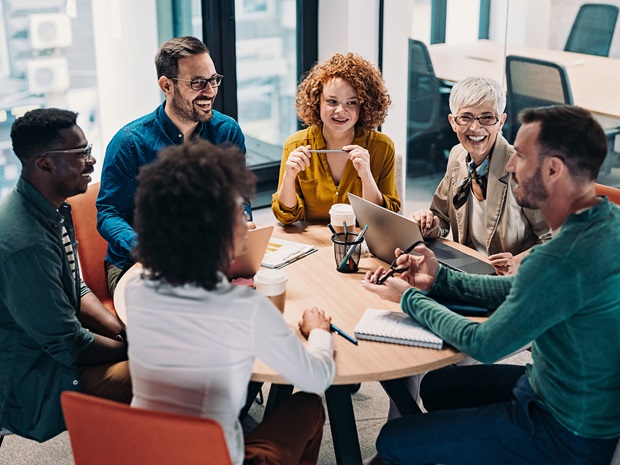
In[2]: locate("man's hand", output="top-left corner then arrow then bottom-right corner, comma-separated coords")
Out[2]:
299,306 -> 332,339
363,267 -> 413,303
363,245 -> 439,301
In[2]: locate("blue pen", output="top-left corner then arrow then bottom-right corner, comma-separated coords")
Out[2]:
330,323 -> 358,345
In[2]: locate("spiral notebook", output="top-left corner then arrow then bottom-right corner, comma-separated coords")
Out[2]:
354,308 -> 444,350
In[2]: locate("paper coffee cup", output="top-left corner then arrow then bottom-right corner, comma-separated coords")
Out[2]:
254,269 -> 287,313
329,204 -> 356,234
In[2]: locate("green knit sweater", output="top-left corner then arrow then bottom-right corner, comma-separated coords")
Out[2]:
401,197 -> 620,439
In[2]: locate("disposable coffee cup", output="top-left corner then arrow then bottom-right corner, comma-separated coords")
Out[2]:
329,204 -> 356,234
254,269 -> 288,313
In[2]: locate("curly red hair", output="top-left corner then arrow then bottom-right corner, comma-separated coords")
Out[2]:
296,53 -> 391,132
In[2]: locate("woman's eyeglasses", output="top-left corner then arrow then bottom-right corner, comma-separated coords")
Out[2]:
454,115 -> 499,126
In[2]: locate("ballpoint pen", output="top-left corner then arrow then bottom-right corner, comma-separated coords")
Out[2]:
376,239 -> 426,284
330,323 -> 358,345
337,225 -> 369,272
308,149 -> 348,153
327,223 -> 339,237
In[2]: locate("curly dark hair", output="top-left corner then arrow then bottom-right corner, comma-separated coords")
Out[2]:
134,141 -> 255,289
295,53 -> 391,132
155,36 -> 210,79
519,105 -> 607,182
11,108 -> 78,163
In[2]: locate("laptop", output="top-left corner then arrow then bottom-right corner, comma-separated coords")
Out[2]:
347,194 -> 495,275
227,225 -> 274,279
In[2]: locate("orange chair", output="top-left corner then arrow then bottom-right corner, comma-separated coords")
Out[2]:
61,392 -> 233,465
67,182 -> 115,314
595,183 -> 620,206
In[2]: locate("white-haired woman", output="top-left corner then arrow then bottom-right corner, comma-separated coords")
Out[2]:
411,76 -> 551,275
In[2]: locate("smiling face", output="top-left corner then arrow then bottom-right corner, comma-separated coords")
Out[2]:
507,122 -> 549,209
44,125 -> 95,200
168,53 -> 218,124
319,77 -> 360,141
449,101 -> 506,164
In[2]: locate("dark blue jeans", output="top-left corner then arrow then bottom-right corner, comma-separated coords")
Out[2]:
376,365 -> 618,465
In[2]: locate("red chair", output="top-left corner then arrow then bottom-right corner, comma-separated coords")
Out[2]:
67,182 -> 115,314
61,392 -> 233,465
595,183 -> 620,206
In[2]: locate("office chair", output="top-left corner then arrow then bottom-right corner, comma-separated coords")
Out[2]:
505,55 -> 573,143
67,182 -> 115,314
505,55 -> 620,176
406,39 -> 454,176
595,183 -> 620,205
565,3 -> 619,57
61,391 -> 233,465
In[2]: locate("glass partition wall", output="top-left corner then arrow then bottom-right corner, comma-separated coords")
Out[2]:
383,0 -> 620,211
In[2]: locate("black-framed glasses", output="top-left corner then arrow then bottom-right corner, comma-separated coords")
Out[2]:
170,74 -> 224,90
37,144 -> 93,161
454,115 -> 500,126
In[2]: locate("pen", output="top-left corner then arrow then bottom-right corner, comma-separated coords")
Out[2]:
337,225 -> 369,272
327,223 -> 339,237
376,267 -> 409,284
343,221 -> 348,237
376,239 -> 426,284
308,149 -> 348,153
330,323 -> 358,345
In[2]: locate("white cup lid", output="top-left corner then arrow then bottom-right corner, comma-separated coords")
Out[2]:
254,269 -> 288,296
329,203 -> 354,215
254,269 -> 287,284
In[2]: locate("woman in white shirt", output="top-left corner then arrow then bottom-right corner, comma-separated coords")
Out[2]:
125,140 -> 336,465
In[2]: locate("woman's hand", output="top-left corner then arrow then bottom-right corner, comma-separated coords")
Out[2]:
284,145 -> 312,178
344,144 -> 372,178
299,306 -> 332,339
489,252 -> 519,275
410,209 -> 440,238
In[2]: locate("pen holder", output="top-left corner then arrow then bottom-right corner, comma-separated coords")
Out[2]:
331,232 -> 363,273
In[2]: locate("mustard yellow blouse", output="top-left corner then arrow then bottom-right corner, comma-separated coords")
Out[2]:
271,126 -> 400,224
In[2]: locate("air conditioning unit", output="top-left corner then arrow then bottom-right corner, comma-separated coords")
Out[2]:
27,57 -> 70,94
29,13 -> 73,50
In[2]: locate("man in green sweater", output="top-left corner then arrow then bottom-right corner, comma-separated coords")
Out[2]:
364,105 -> 619,465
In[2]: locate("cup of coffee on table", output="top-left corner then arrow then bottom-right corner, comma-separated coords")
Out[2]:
254,269 -> 288,313
329,204 -> 356,234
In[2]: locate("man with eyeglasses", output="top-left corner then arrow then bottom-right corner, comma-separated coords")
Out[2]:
96,36 -> 249,296
0,108 -> 131,442
410,76 -> 551,276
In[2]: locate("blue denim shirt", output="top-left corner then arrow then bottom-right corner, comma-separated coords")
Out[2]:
96,102 -> 248,268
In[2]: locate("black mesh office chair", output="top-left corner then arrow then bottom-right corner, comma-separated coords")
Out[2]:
505,55 -> 620,174
406,39 -> 454,175
565,3 -> 619,57
505,55 -> 573,143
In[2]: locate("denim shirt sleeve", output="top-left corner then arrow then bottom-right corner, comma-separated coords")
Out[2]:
96,129 -> 140,263
1,246 -> 94,365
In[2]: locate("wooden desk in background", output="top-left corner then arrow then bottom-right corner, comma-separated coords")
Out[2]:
114,222 -> 488,465
428,39 -> 620,120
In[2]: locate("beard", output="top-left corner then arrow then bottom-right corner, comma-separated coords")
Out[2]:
169,89 -> 213,125
515,166 -> 548,209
